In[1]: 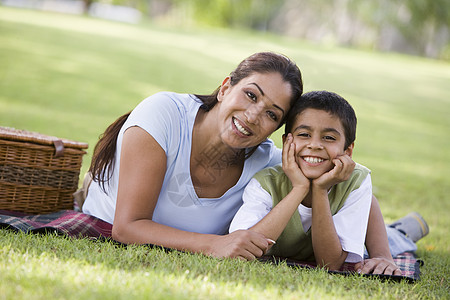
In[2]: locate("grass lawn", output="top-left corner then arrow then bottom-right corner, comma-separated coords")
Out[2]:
1,6 -> 449,299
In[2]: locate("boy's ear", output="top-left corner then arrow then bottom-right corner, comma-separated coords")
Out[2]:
344,142 -> 354,158
217,77 -> 231,102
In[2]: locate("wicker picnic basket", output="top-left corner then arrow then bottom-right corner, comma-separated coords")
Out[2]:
0,126 -> 88,214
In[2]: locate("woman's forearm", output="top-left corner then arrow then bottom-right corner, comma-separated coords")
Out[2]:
113,218 -> 208,250
113,217 -> 271,260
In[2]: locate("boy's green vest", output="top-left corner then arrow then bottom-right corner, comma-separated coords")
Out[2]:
253,163 -> 370,262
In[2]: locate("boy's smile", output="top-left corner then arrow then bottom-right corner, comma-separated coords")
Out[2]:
288,108 -> 353,179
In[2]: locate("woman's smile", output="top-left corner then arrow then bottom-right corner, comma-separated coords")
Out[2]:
232,117 -> 252,136
215,72 -> 292,149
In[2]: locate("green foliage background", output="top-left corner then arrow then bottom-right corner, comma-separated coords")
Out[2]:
100,0 -> 450,59
0,6 -> 449,299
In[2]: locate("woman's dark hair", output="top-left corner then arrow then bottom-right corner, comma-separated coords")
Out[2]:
196,52 -> 303,122
89,112 -> 130,191
90,52 -> 303,189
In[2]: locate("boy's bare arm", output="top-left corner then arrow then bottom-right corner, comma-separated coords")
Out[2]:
310,154 -> 354,270
250,134 -> 309,241
355,196 -> 402,275
310,186 -> 348,270
250,187 -> 308,241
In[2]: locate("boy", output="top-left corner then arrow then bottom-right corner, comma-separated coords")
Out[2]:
229,90 -> 371,270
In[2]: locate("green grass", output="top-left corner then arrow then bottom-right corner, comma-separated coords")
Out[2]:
0,231 -> 440,300
0,6 -> 449,299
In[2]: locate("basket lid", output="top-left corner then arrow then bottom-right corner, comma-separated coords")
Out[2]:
0,126 -> 89,150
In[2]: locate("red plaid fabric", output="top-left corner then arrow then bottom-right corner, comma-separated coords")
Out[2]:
0,209 -> 112,238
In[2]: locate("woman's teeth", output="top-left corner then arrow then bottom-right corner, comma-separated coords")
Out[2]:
233,118 -> 250,136
304,157 -> 324,163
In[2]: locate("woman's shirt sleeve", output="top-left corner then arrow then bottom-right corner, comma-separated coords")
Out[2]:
123,92 -> 182,154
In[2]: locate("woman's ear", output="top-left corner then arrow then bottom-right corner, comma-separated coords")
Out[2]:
217,77 -> 231,102
344,142 -> 354,158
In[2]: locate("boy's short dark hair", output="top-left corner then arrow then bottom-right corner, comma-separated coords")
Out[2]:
285,91 -> 357,149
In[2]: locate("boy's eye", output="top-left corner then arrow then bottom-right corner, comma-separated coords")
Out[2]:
246,91 -> 257,102
324,136 -> 336,141
297,132 -> 310,138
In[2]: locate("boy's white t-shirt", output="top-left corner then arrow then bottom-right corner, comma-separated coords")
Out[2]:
229,174 -> 372,262
82,92 -> 282,235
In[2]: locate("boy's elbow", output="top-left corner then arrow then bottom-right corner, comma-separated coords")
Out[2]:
317,251 -> 348,271
318,260 -> 344,271
326,261 -> 344,271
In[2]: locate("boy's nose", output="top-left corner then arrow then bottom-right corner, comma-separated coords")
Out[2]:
307,138 -> 324,150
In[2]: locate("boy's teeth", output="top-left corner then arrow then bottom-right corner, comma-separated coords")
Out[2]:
304,157 -> 324,163
233,118 -> 250,136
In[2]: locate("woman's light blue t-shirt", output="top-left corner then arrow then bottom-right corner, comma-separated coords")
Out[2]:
83,92 -> 281,234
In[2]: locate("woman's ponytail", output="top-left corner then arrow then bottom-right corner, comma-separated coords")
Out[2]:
89,112 -> 131,192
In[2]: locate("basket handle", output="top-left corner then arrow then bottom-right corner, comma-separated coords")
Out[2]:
53,139 -> 65,157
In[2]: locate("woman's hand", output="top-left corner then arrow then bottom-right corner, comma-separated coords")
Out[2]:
208,230 -> 271,260
312,154 -> 355,191
355,257 -> 402,275
282,133 -> 310,190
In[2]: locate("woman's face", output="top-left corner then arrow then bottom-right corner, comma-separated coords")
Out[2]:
216,72 -> 292,150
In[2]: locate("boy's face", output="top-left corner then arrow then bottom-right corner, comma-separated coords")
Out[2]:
285,108 -> 354,179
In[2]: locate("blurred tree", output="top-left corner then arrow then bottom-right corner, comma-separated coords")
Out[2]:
267,0 -> 449,59
82,0 -> 93,13
168,0 -> 281,29
393,0 -> 450,57
73,0 -> 450,59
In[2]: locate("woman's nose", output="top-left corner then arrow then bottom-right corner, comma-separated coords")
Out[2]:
244,105 -> 262,124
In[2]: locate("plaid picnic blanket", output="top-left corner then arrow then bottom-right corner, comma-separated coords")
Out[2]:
0,209 -> 422,282
0,209 -> 112,238
259,252 -> 422,283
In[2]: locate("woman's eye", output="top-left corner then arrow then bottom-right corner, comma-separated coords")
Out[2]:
246,91 -> 257,102
298,133 -> 310,138
266,111 -> 278,121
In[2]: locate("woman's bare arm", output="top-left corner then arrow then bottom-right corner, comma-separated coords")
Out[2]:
112,126 -> 270,260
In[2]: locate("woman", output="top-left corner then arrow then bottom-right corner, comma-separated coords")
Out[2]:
82,52 -> 401,273
83,52 -> 303,259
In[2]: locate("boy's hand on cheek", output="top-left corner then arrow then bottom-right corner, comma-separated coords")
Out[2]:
313,154 -> 355,190
282,134 -> 310,190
